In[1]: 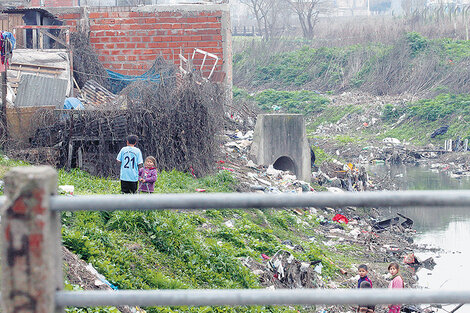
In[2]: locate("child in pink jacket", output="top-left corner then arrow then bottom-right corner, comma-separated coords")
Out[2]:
388,262 -> 404,313
138,156 -> 158,193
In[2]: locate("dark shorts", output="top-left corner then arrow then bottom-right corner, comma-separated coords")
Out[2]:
121,180 -> 138,194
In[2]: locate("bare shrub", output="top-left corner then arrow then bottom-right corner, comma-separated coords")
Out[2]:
70,31 -> 110,89
14,72 -> 224,178
122,72 -> 224,177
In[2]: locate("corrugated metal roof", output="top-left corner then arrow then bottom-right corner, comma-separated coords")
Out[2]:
0,7 -> 56,18
82,79 -> 117,107
9,49 -> 72,97
14,74 -> 68,108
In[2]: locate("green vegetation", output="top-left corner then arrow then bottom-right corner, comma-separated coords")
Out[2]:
380,93 -> 470,143
255,89 -> 329,114
233,87 -> 330,115
0,156 -> 368,313
234,33 -> 470,95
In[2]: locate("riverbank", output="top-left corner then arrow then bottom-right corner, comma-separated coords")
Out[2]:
222,125 -> 437,313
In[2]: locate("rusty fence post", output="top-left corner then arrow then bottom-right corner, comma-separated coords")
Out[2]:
1,166 -> 64,313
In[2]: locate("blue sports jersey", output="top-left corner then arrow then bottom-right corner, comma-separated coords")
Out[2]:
116,146 -> 143,182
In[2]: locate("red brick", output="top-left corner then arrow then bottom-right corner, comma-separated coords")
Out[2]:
60,13 -> 81,19
198,11 -> 222,17
136,43 -> 147,48
189,23 -> 204,29
109,63 -> 123,70
148,42 -> 168,48
145,18 -> 157,24
90,25 -> 110,31
155,17 -> 180,23
129,12 -> 143,18
127,56 -> 137,61
118,24 -> 132,30
206,23 -> 222,29
126,43 -> 136,48
139,55 -> 157,61
89,12 -> 102,19
120,19 -> 136,24
105,43 -> 115,49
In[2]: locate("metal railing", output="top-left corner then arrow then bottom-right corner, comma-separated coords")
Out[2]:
1,166 -> 470,312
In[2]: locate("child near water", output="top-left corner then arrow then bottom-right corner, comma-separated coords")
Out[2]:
138,156 -> 158,193
387,262 -> 404,313
358,281 -> 375,313
357,264 -> 373,288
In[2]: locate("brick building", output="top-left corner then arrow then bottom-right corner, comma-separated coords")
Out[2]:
4,2 -> 232,89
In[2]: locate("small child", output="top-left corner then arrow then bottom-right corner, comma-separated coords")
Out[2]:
357,264 -> 373,288
358,281 -> 375,313
138,156 -> 158,193
388,262 -> 404,313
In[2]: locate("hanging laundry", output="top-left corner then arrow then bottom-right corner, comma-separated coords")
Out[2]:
0,31 -> 16,68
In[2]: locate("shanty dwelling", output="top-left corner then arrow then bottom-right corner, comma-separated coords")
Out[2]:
0,2 -> 231,175
0,8 -> 72,165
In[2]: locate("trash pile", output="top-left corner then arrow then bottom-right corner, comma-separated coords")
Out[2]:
241,250 -> 323,289
222,129 -> 315,193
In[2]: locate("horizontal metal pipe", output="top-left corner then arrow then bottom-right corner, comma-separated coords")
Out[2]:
45,190 -> 470,211
55,289 -> 470,307
1,191 -> 470,212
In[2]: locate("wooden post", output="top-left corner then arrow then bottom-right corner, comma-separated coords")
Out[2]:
1,70 -> 7,146
1,166 -> 64,313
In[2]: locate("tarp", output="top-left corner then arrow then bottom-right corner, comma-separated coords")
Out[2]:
107,67 -> 162,94
64,97 -> 84,110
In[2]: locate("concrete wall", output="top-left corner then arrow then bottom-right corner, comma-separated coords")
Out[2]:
42,4 -> 231,87
250,114 -> 311,182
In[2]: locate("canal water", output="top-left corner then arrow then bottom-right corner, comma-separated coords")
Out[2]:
367,164 -> 470,313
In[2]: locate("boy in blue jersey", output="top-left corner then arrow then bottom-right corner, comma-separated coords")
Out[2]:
116,134 -> 143,193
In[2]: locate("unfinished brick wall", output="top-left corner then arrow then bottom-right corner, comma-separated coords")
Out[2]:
53,5 -> 231,84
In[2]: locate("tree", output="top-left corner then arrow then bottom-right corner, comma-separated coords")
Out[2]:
240,0 -> 277,39
283,0 -> 329,39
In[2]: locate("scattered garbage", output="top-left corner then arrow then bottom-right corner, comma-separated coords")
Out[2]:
58,185 -> 75,195
332,214 -> 349,224
242,250 -> 322,289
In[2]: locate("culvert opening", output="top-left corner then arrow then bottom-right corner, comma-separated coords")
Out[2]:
273,156 -> 296,174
